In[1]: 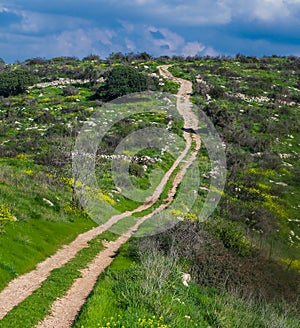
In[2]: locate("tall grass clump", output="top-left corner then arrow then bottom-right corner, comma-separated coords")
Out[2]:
73,242 -> 300,327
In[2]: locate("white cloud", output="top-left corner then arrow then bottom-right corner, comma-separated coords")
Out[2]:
1,0 -> 300,62
202,46 -> 219,57
229,0 -> 300,22
253,0 -> 290,21
53,28 -> 116,57
114,0 -> 233,25
0,7 -> 9,12
147,26 -> 185,53
121,0 -> 298,26
8,9 -> 92,35
122,0 -> 300,26
134,0 -> 157,4
1,27 -> 117,60
125,37 -> 136,52
47,22 -> 217,59
5,6 -> 213,59
4,0 -> 300,28
18,11 -> 45,33
122,25 -> 219,58
182,42 -> 206,57
168,1 -> 232,25
118,20 -> 135,32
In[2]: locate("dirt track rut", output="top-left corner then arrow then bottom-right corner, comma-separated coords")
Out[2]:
0,66 -> 200,327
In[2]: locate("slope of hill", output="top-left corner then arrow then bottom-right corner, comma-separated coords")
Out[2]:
171,56 -> 300,259
0,54 -> 299,327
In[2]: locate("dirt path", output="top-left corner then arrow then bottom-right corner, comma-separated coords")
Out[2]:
0,66 -> 200,327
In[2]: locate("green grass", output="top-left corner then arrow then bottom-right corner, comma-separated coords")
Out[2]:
169,58 -> 300,260
0,81 -> 192,292
0,233 -> 109,328
0,217 -> 95,290
0,220 -> 127,328
1,56 -> 300,327
73,242 -> 300,328
0,158 -> 96,291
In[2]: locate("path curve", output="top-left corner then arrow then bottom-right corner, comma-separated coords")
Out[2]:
0,66 -> 200,327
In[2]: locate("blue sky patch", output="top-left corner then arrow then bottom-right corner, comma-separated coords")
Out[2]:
0,0 -> 299,62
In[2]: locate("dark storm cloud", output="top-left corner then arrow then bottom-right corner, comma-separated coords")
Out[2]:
0,0 -> 300,62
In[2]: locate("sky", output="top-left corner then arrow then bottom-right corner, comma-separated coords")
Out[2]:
0,0 -> 300,63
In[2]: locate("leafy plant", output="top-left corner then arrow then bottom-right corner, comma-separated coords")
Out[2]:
0,70 -> 37,97
95,65 -> 151,101
74,242 -> 300,328
203,217 -> 251,256
62,86 -> 79,96
0,204 -> 16,233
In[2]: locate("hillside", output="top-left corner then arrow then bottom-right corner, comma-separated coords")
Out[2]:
0,54 -> 299,327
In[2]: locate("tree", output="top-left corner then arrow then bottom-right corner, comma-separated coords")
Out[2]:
107,52 -> 126,63
134,52 -> 153,62
0,70 -> 37,97
96,65 -> 149,101
0,58 -> 5,72
83,65 -> 101,87
82,54 -> 101,62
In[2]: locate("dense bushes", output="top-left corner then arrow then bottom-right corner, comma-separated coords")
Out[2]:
203,217 -> 251,256
0,70 -> 37,96
95,65 -> 156,101
143,221 -> 300,310
62,86 -> 79,96
75,239 -> 300,327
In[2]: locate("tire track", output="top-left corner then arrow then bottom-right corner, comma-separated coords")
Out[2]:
0,66 -> 200,327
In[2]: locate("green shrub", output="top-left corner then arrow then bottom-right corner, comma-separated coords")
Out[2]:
96,65 -> 150,101
0,203 -> 16,232
0,70 -> 37,97
62,86 -> 79,96
161,80 -> 180,94
204,217 -> 251,256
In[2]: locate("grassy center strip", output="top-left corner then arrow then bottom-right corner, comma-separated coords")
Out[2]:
132,143 -> 197,219
0,231 -> 119,328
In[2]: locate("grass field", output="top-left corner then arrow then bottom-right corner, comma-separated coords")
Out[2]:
0,55 -> 299,326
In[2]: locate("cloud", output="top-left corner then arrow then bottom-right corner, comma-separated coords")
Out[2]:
229,0 -> 300,23
0,17 -> 207,61
3,1 -> 300,36
124,38 -> 136,52
147,26 -> 184,53
1,0 -> 300,62
3,0 -> 300,27
53,28 -> 116,56
0,6 -> 21,27
253,0 -> 290,21
182,42 -> 206,57
113,0 -> 233,25
114,24 -> 218,58
0,26 -> 117,61
9,10 -> 93,36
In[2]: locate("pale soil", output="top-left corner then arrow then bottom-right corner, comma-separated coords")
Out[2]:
0,66 -> 200,327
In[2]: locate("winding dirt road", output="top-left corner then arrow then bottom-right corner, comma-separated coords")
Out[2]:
0,65 -> 201,327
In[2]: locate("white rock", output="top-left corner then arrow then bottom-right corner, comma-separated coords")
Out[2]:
43,198 -> 54,206
182,273 -> 191,287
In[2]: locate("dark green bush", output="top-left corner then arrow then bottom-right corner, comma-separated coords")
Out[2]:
95,65 -> 150,101
0,70 -> 37,97
203,217 -> 251,256
62,86 -> 79,96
